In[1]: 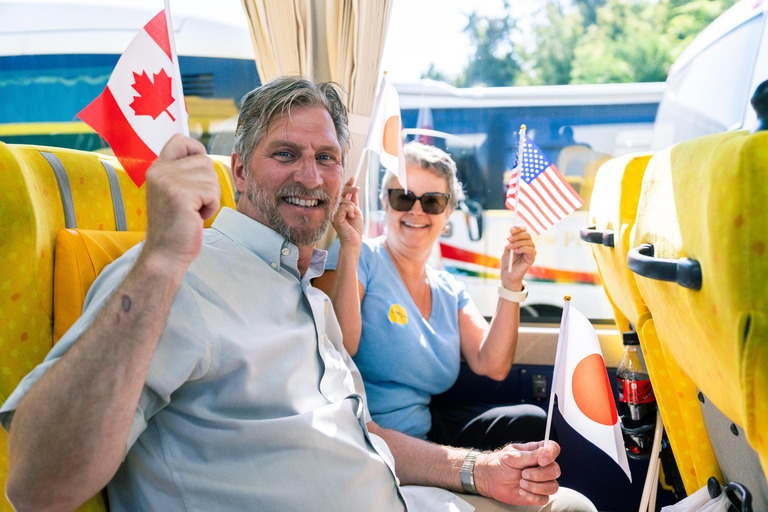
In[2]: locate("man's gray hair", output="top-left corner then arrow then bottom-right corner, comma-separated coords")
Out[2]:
233,76 -> 350,170
380,142 -> 464,210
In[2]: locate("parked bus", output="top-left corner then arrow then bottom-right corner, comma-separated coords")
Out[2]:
0,1 -> 260,151
389,80 -> 665,321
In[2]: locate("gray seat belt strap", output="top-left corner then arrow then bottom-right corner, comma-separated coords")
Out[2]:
100,159 -> 127,231
40,151 -> 76,229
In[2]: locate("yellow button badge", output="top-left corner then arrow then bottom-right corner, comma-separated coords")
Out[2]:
388,303 -> 408,325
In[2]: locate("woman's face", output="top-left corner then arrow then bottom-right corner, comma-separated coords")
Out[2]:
384,164 -> 454,254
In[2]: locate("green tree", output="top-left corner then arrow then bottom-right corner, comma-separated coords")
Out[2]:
517,1 -> 585,85
568,0 -> 739,84
664,0 -> 739,60
453,8 -> 521,87
424,0 -> 740,87
574,0 -> 608,26
421,63 -> 452,83
570,0 -> 672,83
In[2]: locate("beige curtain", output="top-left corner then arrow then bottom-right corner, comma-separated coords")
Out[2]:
240,0 -> 394,245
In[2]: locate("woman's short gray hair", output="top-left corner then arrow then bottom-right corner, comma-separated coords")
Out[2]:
380,142 -> 464,210
233,76 -> 350,170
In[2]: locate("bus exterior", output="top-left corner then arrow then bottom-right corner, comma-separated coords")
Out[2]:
0,1 -> 260,152
392,80 -> 665,321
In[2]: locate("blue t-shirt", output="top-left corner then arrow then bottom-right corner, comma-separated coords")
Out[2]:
326,237 -> 470,439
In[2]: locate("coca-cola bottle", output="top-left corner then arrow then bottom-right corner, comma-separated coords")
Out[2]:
617,331 -> 656,459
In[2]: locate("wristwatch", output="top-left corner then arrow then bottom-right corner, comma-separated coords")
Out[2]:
497,280 -> 528,303
460,450 -> 481,495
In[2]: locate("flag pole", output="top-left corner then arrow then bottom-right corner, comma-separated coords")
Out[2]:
544,295 -> 571,444
163,0 -> 188,137
507,125 -> 525,273
638,410 -> 664,512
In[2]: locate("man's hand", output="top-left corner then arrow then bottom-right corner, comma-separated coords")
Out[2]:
143,134 -> 221,274
332,177 -> 363,249
473,441 -> 561,507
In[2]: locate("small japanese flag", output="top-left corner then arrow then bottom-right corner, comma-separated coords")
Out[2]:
364,73 -> 407,191
548,300 -> 632,482
77,8 -> 188,187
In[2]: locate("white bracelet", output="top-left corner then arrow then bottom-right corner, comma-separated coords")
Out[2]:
497,280 -> 528,303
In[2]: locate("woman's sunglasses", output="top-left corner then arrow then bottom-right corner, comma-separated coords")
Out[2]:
387,189 -> 451,215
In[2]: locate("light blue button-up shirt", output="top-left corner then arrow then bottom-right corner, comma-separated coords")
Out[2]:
0,208 -> 407,511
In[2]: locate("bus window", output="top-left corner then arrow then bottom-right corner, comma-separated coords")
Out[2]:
651,12 -> 764,148
397,81 -> 664,322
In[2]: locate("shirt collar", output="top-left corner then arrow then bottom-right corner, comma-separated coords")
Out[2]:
211,207 -> 327,280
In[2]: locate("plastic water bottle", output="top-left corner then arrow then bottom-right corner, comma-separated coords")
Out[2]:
617,331 -> 656,459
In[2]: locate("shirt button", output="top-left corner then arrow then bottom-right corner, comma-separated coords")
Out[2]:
270,262 -> 277,269
281,248 -> 290,256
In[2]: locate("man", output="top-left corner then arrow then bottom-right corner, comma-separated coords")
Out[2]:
1,76 -> 593,512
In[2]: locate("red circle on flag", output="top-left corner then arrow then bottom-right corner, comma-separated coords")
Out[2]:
572,353 -> 618,426
383,116 -> 400,156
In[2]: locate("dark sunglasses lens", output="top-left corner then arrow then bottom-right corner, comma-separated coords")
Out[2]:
389,190 -> 416,211
421,194 -> 448,214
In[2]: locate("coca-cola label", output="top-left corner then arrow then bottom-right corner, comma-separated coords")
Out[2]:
618,378 -> 655,403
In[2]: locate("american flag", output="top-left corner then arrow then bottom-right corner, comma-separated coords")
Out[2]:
505,134 -> 584,235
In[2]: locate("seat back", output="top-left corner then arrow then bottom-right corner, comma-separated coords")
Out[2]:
587,152 -> 653,331
630,130 -> 768,504
0,142 -> 236,511
586,151 -> 720,494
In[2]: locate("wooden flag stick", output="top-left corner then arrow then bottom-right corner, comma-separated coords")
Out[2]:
163,0 -> 188,137
544,296 -> 571,444
508,125 -> 525,273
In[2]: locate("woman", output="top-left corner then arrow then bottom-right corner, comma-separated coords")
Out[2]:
315,142 -> 546,450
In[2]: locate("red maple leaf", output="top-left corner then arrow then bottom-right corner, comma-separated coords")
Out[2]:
129,69 -> 176,121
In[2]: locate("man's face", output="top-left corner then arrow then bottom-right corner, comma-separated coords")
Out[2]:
238,106 -> 344,247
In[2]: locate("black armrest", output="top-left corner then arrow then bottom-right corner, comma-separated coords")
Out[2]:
627,243 -> 702,290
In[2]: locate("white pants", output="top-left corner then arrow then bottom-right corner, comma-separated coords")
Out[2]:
459,487 -> 598,512
401,486 -> 597,512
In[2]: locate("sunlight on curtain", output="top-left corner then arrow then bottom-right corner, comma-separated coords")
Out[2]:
240,0 -> 393,246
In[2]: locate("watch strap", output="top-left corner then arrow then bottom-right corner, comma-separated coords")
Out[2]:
460,450 -> 481,495
497,280 -> 528,303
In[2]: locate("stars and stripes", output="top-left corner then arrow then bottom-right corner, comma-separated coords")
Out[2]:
505,134 -> 584,235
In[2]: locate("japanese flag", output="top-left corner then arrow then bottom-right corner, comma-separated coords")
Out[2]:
552,302 -> 632,481
364,74 -> 407,191
77,8 -> 188,187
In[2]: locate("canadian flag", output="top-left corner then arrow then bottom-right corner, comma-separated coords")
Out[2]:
363,73 -> 407,191
77,8 -> 188,187
547,299 -> 632,482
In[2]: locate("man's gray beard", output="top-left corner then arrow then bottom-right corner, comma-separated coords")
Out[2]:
247,181 -> 340,247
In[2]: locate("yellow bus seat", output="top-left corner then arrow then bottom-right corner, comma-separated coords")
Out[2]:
0,142 -> 236,511
584,152 -> 653,331
629,129 -> 768,503
53,229 -> 147,344
584,152 -> 718,494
